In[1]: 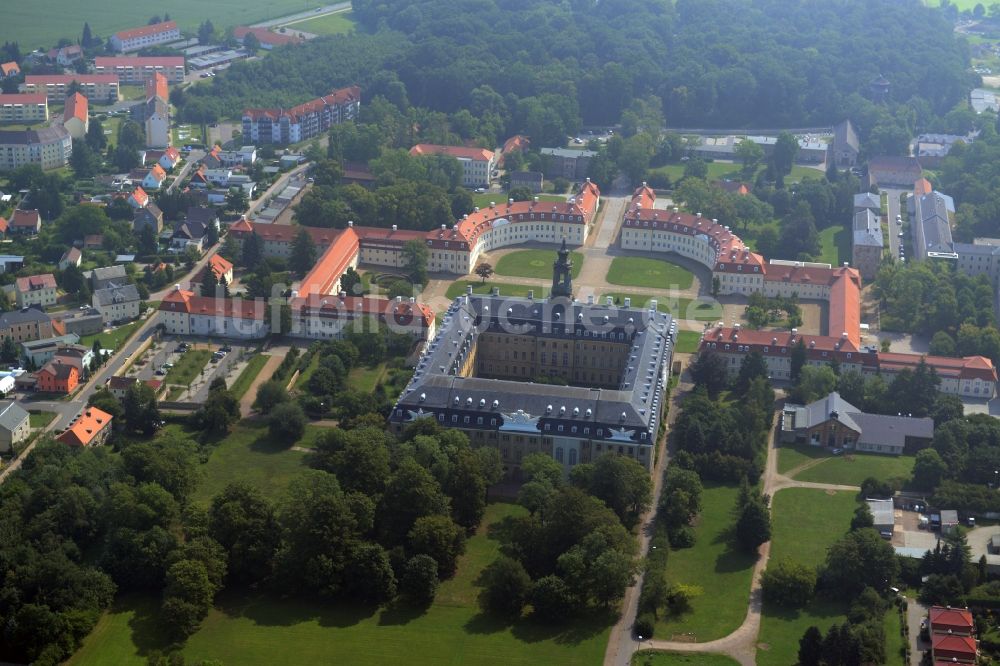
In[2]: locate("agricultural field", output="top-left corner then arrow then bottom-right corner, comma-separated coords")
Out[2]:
3,0 -> 323,51
605,257 -> 694,290
495,249 -> 584,280
289,10 -> 356,35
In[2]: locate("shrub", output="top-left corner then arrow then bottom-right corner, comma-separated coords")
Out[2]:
633,613 -> 655,638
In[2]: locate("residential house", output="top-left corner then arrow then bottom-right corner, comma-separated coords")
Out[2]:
108,375 -> 138,400
929,606 -> 975,636
85,265 -> 128,291
202,254 -> 233,286
242,86 -> 361,144
201,145 -> 223,168
866,156 -> 922,188
158,287 -> 269,339
58,247 -> 82,270
910,184 -> 957,261
21,334 -> 82,367
915,133 -> 974,169
143,73 -> 169,149
341,162 -> 376,188
110,20 -> 180,53
143,164 -> 167,190
233,26 -> 303,50
853,192 -> 880,212
1,61 -> 20,78
20,75 -> 119,104
410,144 -> 495,187
84,235 -> 104,249
52,344 -> 93,375
0,217 -> 7,238
158,146 -> 180,170
127,186 -> 149,209
62,92 -> 88,140
509,171 -> 544,193
931,633 -> 977,663
852,208 -> 883,280
0,127 -> 72,171
867,499 -> 895,536
500,135 -> 529,165
539,147 -> 597,180
0,307 -> 59,343
203,169 -> 232,187
94,56 -> 185,84
36,359 -> 79,394
714,180 -> 750,195
15,274 -> 57,309
56,407 -> 113,447
10,209 -> 40,235
47,45 -> 82,66
0,255 -> 24,273
0,400 -> 30,454
171,207 -> 216,251
0,93 -> 48,122
133,202 -> 164,235
93,283 -> 141,324
780,391 -> 933,456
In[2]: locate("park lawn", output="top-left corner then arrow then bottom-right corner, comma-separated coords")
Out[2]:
817,224 -> 851,266
674,330 -> 701,353
598,292 -> 722,322
291,10 -> 356,35
654,484 -> 757,642
606,257 -> 694,291
632,651 -> 740,666
29,411 -> 56,429
793,452 -> 916,486
166,386 -> 185,401
776,443 -> 831,475
228,353 -> 269,400
70,503 -> 612,666
80,320 -> 143,351
348,363 -> 387,393
756,597 -> 848,666
445,280 -> 538,300
495,249 -> 584,280
191,420 -> 311,506
293,353 -> 320,389
164,349 -> 212,387
471,193 -> 565,208
885,606 -> 907,665
3,0 -> 322,52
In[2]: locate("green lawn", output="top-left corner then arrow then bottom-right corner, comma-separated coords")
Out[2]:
228,353 -> 269,400
648,162 -> 822,186
757,487 -> 859,665
69,503 -> 612,666
885,606 -> 907,665
293,352 -> 320,389
472,193 -> 565,208
598,292 -> 722,322
348,363 -> 387,393
654,484 -> 757,642
289,10 -> 356,35
776,443 -> 832,475
191,420 -> 312,506
445,280 -> 539,300
793,452 -> 915,486
495,249 -> 584,280
29,411 -> 56,429
4,0 -> 326,51
605,257 -> 694,290
164,350 -> 212,387
674,330 -> 701,354
817,225 -> 851,266
80,320 -> 143,351
632,651 -> 740,666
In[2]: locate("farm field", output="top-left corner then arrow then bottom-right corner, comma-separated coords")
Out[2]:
495,249 -> 584,280
2,0 -> 322,51
290,10 -> 356,35
69,503 -> 612,666
605,257 -> 694,290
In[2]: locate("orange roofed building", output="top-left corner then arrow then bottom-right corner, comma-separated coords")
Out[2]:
242,86 -> 360,145
62,92 -> 88,140
57,407 -> 113,446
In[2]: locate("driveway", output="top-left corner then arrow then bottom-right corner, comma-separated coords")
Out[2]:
906,596 -> 929,665
883,188 -> 907,261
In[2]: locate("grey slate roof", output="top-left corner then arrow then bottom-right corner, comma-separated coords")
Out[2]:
834,119 -> 859,153
0,307 -> 51,327
853,192 -> 880,211
853,209 -> 883,248
93,283 -> 140,307
86,265 -> 128,289
788,391 -> 933,450
0,401 -> 28,434
539,147 -> 597,159
914,191 -> 956,257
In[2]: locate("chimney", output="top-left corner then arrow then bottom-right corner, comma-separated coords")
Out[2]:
347,220 -> 353,227
409,297 -> 415,303
624,297 -> 631,308
339,290 -> 346,298
528,290 -> 534,299
396,296 -> 402,303
533,196 -> 539,202
650,299 -> 657,310
587,295 -> 594,305
466,285 -> 473,295
508,198 -> 514,205
492,287 -> 500,296
606,296 -> 613,305
391,224 -> 397,231
174,284 -> 180,291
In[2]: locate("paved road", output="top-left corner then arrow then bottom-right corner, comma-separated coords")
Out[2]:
166,149 -> 205,194
906,596 -> 929,665
884,187 -> 907,261
247,164 -> 311,219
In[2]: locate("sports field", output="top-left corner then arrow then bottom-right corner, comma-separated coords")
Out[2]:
5,0 -> 322,50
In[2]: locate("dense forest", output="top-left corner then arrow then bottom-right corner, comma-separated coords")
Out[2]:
177,0 -> 973,142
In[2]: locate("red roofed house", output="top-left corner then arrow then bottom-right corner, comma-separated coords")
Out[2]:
0,93 -> 48,122
47,45 -> 82,67
110,20 -> 180,53
0,217 -> 8,237
37,359 -> 79,394
410,143 -> 496,187
1,61 -> 20,78
159,287 -> 269,339
143,163 -> 167,190
128,186 -> 149,209
57,406 -> 113,446
242,86 -> 360,145
15,273 -> 57,308
62,92 -> 88,140
159,146 -> 181,170
500,135 -> 529,166
10,209 -> 41,235
233,26 -> 304,50
203,254 -> 234,286
929,606 -> 975,636
94,56 -> 185,84
84,234 -> 104,249
931,633 -> 977,663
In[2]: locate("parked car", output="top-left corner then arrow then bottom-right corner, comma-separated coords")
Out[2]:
155,369 -> 165,376
831,448 -> 844,455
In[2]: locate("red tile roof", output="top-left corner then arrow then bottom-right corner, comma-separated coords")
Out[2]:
0,218 -> 8,233
130,187 -> 149,207
914,178 -> 933,195
207,254 -> 233,281
146,72 -> 168,102
931,632 -> 977,660
293,293 -> 434,329
148,164 -> 167,182
64,92 -> 87,123
878,353 -> 998,382
502,135 -> 529,154
57,407 -> 112,447
298,228 -> 360,297
1,62 -> 20,76
16,273 -> 56,292
929,606 -> 975,634
163,146 -> 180,161
410,143 -> 495,162
114,20 -> 177,42
11,210 -> 39,228
160,289 -> 268,321
242,86 -> 360,123
0,93 -> 46,105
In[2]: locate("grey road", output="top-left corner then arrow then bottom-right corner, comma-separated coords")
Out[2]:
247,164 -> 311,218
883,187 -> 907,261
167,149 -> 205,193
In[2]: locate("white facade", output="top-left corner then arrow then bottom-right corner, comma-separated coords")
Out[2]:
16,285 -> 56,309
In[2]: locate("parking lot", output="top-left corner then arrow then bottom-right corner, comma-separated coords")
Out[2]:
126,338 -> 256,402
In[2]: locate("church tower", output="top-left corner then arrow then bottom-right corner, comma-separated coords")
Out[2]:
551,237 -> 573,298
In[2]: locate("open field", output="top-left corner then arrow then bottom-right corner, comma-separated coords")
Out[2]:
647,162 -> 822,186
606,257 -> 694,290
817,224 -> 851,267
80,320 -> 143,351
756,487 -> 858,665
290,10 -> 356,35
164,349 -> 212,386
793,452 -> 915,486
472,193 -> 565,208
228,353 -> 269,400
597,292 -> 722,322
674,330 -> 701,353
495,249 -> 584,280
445,280 -> 537,300
654,484 -> 757,642
2,0 -> 324,51
633,651 -> 740,666
29,411 -> 56,429
69,503 -> 612,666
776,443 -> 831,475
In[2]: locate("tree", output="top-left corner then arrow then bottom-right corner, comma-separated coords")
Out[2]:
208,482 -> 279,584
530,575 -> 575,619
570,453 -> 652,528
290,227 -> 317,277
790,365 -> 838,404
226,187 -> 248,213
122,383 -> 161,435
267,401 -> 307,443
912,448 -> 948,489
243,31 -> 260,55
197,20 -> 215,44
400,554 -> 439,605
0,336 -> 19,364
735,139 -> 764,180
241,231 -> 263,268
408,514 -> 465,577
253,380 -> 290,415
340,266 -> 362,295
162,559 -> 215,638
735,490 -> 771,552
474,262 -> 494,282
402,239 -> 429,286
378,457 -> 450,545
689,351 -> 729,397
761,558 -> 816,607
736,351 -> 769,395
70,139 -> 100,178
822,528 -> 899,597
798,626 -> 824,666
478,556 -> 531,617
850,504 -> 874,531
82,22 -> 94,48
771,132 -> 799,179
